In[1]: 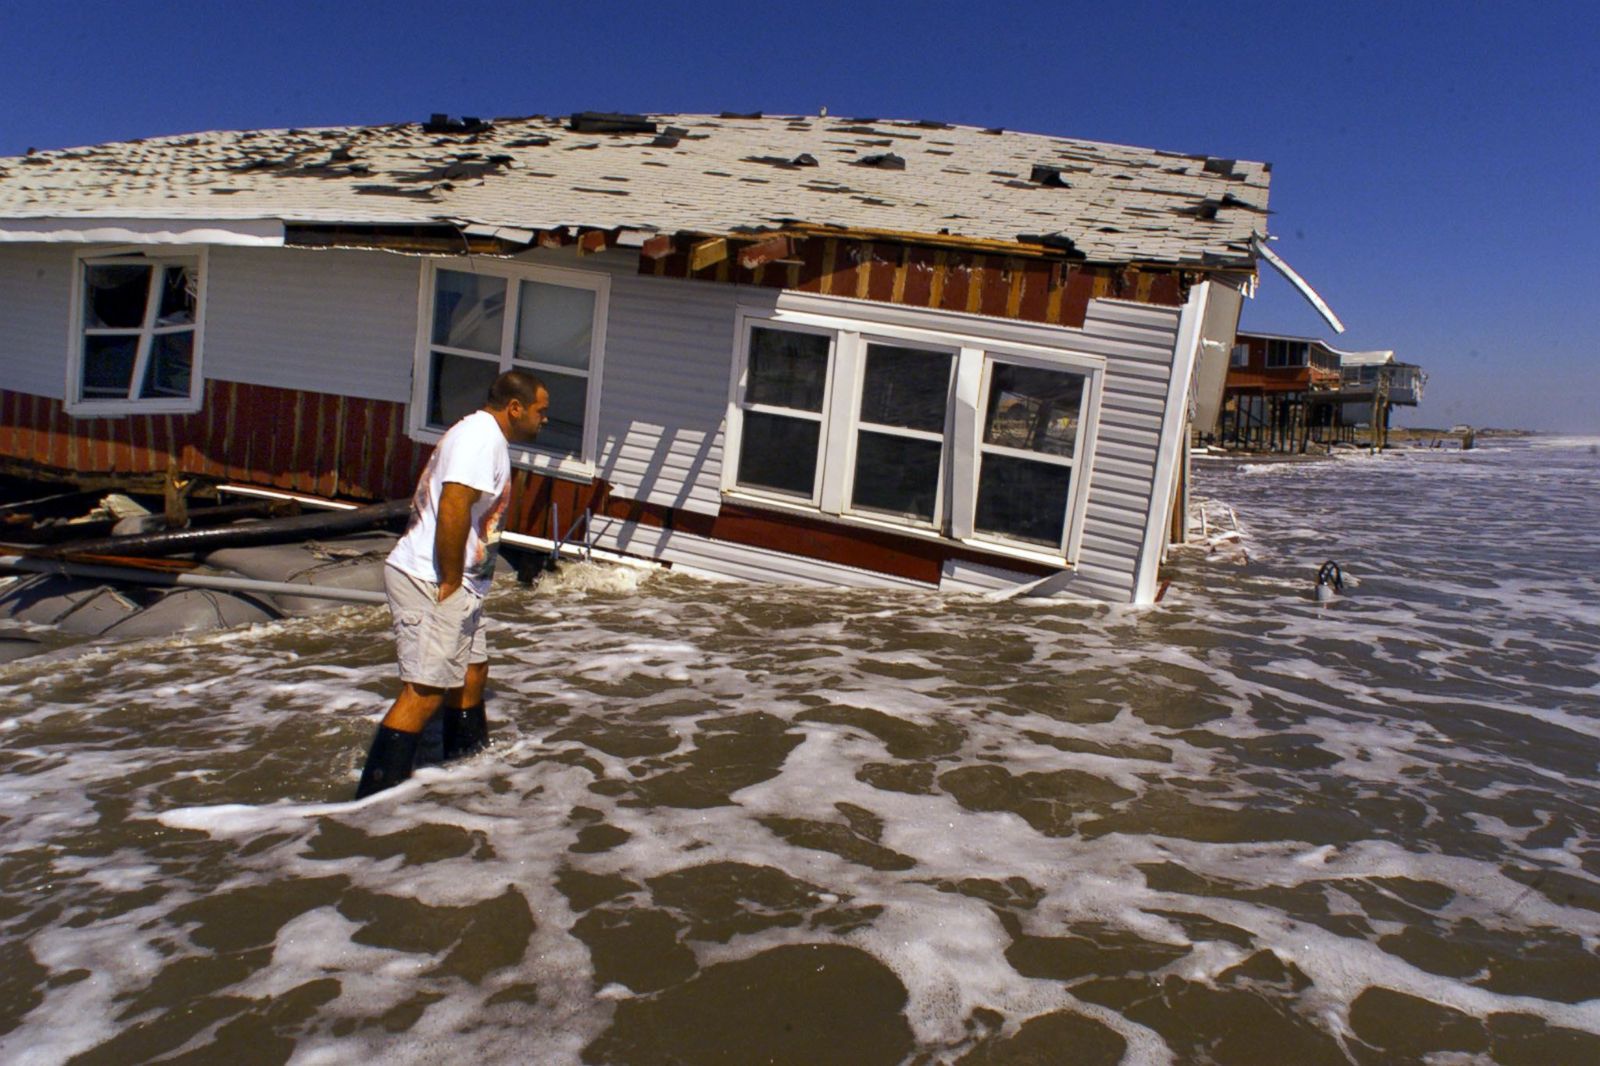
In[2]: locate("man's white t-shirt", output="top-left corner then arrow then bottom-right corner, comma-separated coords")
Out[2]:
387,410 -> 511,597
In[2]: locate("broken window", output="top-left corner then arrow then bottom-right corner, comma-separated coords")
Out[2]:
418,263 -> 608,471
70,253 -> 204,414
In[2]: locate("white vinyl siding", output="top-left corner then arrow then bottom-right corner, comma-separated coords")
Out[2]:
583,256 -> 747,513
204,246 -> 419,402
1051,300 -> 1184,602
0,243 -> 71,399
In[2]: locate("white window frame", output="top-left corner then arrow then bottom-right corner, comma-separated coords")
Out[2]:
962,345 -> 1097,558
410,258 -> 609,480
65,246 -> 207,416
836,332 -> 960,530
724,294 -> 1104,567
727,318 -> 838,507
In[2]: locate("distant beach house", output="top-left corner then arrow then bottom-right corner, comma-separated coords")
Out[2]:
1215,331 -> 1424,451
0,111 -> 1278,603
1337,349 -> 1427,442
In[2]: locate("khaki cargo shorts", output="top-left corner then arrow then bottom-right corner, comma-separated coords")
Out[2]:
384,564 -> 489,690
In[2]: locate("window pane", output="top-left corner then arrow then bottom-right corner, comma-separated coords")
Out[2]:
428,350 -> 500,428
155,266 -> 196,327
432,270 -> 506,354
859,344 -> 951,432
515,280 -> 594,370
975,454 -> 1072,546
851,430 -> 942,521
983,365 -> 1084,457
82,335 -> 140,398
534,369 -> 587,458
139,332 -> 193,398
737,411 -> 819,497
83,264 -> 152,329
746,327 -> 828,412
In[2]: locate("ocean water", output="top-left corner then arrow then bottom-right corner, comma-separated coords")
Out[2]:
0,437 -> 1596,1064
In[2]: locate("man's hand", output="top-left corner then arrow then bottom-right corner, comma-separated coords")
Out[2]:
434,481 -> 482,600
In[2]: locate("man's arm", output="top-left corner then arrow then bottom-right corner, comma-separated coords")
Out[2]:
434,481 -> 482,601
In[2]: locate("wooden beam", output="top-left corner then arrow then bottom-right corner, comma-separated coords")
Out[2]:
537,229 -> 567,249
577,229 -> 610,255
640,234 -> 676,260
737,235 -> 794,270
689,237 -> 729,272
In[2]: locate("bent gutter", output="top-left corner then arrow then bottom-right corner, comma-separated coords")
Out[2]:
1251,235 -> 1345,334
1132,279 -> 1212,605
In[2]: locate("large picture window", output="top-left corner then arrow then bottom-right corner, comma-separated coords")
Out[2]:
726,303 -> 1100,563
416,262 -> 608,472
68,251 -> 205,414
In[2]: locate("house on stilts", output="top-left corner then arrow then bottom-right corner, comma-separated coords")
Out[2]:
0,110 -> 1286,603
1213,331 -> 1426,452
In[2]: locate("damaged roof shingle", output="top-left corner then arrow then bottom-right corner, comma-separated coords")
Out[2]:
0,112 -> 1272,267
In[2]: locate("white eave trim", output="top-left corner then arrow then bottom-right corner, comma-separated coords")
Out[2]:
0,217 -> 285,246
1250,235 -> 1345,334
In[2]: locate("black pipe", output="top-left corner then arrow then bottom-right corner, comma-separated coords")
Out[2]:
40,499 -> 410,559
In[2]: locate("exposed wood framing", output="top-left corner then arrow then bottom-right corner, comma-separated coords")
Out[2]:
285,224 -> 523,256
643,233 -> 1193,328
689,237 -> 729,272
640,234 -> 675,260
737,235 -> 795,270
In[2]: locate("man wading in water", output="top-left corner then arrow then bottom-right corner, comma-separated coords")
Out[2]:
354,370 -> 549,798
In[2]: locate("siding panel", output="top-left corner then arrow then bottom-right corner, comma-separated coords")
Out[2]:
1067,296 -> 1181,602
205,246 -> 420,402
0,243 -> 71,399
592,268 -> 744,516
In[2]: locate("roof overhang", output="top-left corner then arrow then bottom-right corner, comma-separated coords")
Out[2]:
0,216 -> 285,246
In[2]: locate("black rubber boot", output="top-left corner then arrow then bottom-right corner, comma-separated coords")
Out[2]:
415,712 -> 445,768
442,702 -> 489,761
354,725 -> 421,799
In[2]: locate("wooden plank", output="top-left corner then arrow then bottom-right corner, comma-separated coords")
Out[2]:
736,235 -> 793,270
689,237 -> 729,272
640,234 -> 676,260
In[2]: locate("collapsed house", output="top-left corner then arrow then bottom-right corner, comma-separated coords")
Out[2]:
0,110 -> 1277,603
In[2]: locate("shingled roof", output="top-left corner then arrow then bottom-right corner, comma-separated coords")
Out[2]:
0,112 -> 1272,267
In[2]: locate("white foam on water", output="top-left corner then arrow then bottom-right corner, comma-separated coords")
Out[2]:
2,438 -> 1598,1061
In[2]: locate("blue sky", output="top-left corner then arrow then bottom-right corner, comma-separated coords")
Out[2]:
3,0 -> 1595,431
